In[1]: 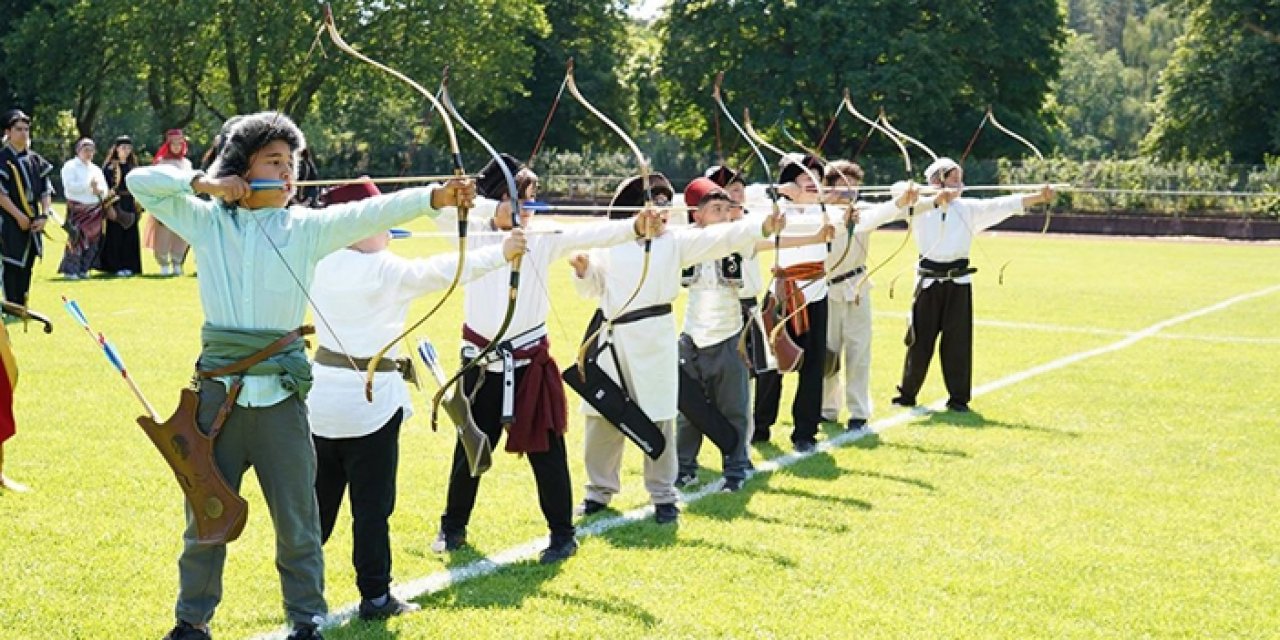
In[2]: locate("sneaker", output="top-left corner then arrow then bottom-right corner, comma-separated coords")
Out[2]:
574,499 -> 607,517
163,621 -> 211,640
285,623 -> 322,640
846,418 -> 868,432
116,269 -> 133,277
793,439 -> 817,453
358,594 -> 420,621
173,265 -> 184,276
539,536 -> 579,564
946,401 -> 971,413
721,478 -> 744,493
674,472 -> 697,489
430,528 -> 466,553
653,503 -> 680,524
159,264 -> 172,276
62,272 -> 81,280
890,395 -> 916,408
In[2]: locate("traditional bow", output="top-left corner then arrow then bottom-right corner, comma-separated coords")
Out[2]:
776,115 -> 866,279
961,105 -> 1051,275
840,93 -> 917,303
321,6 -> 472,401
428,76 -> 526,429
560,59 -> 656,378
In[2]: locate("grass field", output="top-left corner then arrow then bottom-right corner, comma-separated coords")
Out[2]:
0,214 -> 1277,639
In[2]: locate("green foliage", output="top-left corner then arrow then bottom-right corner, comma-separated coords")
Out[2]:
1144,0 -> 1280,163
658,0 -> 1064,162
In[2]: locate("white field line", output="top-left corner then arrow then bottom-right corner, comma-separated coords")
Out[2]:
873,311 -> 1280,344
253,283 -> 1280,639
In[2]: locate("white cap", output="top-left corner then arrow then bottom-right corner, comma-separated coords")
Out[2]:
924,157 -> 960,183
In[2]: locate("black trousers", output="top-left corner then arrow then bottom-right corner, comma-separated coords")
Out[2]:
897,281 -> 973,405
753,296 -> 828,444
3,262 -> 33,306
313,408 -> 403,600
440,366 -> 575,541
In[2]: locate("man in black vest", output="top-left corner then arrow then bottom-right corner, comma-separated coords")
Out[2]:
0,109 -> 52,308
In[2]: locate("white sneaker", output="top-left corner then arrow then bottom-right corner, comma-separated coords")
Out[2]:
172,265 -> 184,276
159,264 -> 171,276
116,269 -> 133,277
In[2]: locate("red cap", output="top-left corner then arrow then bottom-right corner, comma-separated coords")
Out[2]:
321,180 -> 381,205
683,177 -> 727,209
165,128 -> 184,137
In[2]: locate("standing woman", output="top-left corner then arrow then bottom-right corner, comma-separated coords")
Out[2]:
147,128 -> 191,275
96,135 -> 142,276
58,137 -> 108,279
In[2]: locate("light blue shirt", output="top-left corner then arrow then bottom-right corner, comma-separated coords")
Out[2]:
128,165 -> 444,406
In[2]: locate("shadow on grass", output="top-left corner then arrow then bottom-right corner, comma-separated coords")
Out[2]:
920,409 -> 1080,437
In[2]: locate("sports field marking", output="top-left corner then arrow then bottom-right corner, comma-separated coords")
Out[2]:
254,282 -> 1280,639
874,311 -> 1280,344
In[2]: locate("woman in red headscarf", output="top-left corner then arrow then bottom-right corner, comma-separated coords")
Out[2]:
146,129 -> 192,275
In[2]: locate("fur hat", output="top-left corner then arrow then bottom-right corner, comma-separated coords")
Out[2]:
207,111 -> 305,180
778,153 -> 822,185
608,173 -> 674,219
2,109 -> 30,131
475,153 -> 525,200
704,165 -> 745,187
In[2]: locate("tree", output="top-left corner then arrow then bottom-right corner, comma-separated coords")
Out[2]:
1144,0 -> 1280,163
657,0 -> 1065,173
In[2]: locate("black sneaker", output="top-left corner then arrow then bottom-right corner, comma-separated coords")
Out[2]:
946,401 -> 971,413
890,395 -> 916,408
846,418 -> 868,432
721,478 -> 744,493
430,528 -> 467,553
653,503 -> 680,524
674,472 -> 697,489
285,623 -> 323,640
575,499 -> 607,516
539,536 -> 579,564
358,594 -> 421,621
164,621 -> 211,640
793,439 -> 817,453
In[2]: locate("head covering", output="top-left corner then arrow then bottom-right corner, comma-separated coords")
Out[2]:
165,128 -> 184,138
608,173 -> 674,219
207,111 -> 305,180
683,177 -> 728,209
778,153 -> 822,184
924,157 -> 960,183
321,180 -> 381,206
704,165 -> 745,187
2,109 -> 30,130
153,129 -> 189,164
476,153 -> 525,200
75,138 -> 96,152
114,135 -> 132,145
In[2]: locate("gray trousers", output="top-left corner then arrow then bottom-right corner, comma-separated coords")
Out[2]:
176,381 -> 327,627
676,334 -> 753,482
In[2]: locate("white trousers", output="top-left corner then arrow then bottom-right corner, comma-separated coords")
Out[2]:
821,297 -> 874,421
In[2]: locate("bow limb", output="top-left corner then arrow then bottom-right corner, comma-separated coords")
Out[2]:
561,59 -> 654,377
712,72 -> 786,371
322,6 -> 471,401
877,108 -> 939,164
985,106 -> 1050,235
428,79 -> 525,429
777,115 -> 866,278
842,94 -> 916,304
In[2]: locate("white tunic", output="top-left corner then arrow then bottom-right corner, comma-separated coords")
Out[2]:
825,199 -> 906,302
574,216 -> 769,421
307,243 -> 507,439
896,194 -> 1025,287
60,158 -> 106,205
436,199 -> 639,355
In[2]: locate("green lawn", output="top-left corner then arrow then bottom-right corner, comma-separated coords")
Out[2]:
0,217 -> 1276,639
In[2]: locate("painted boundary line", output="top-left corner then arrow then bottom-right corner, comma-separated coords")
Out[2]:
254,283 -> 1280,639
873,311 -> 1280,344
